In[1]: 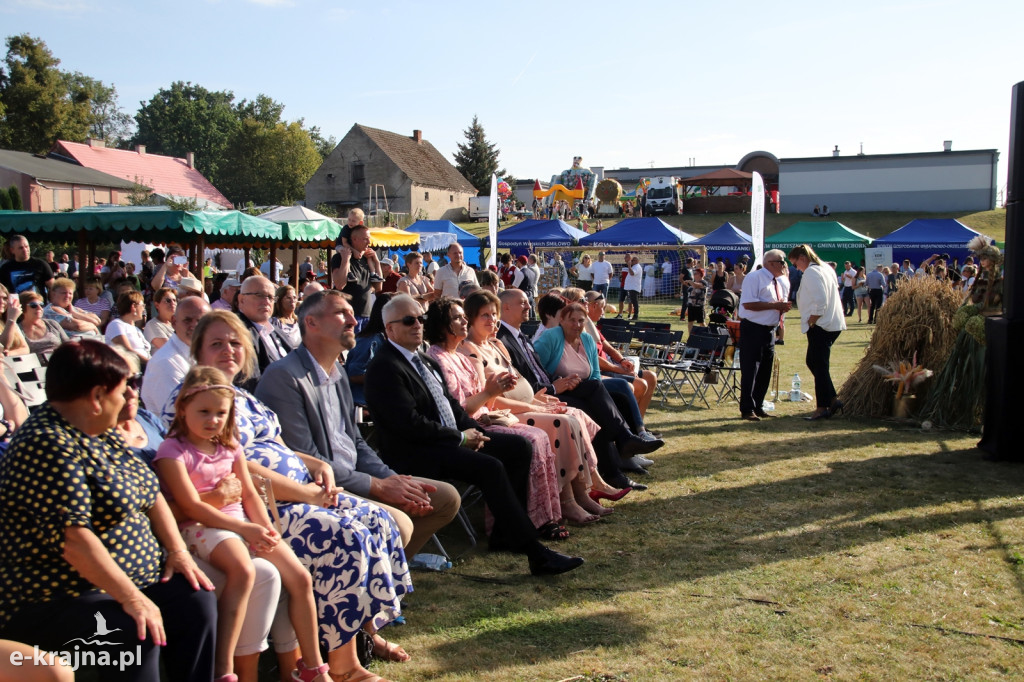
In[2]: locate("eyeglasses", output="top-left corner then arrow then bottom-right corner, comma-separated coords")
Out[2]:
391,315 -> 426,326
241,293 -> 274,301
765,259 -> 786,265
126,373 -> 143,391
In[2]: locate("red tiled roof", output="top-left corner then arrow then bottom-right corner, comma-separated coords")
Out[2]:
52,140 -> 232,208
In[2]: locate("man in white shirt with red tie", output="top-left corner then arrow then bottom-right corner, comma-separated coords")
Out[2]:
737,250 -> 792,421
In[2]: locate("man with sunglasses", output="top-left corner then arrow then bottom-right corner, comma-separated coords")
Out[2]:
737,250 -> 792,421
365,294 -> 584,576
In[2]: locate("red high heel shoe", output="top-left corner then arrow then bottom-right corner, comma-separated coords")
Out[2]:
589,487 -> 631,502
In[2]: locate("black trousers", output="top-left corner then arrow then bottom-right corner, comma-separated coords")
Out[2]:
841,286 -> 855,316
558,378 -> 631,480
398,432 -> 538,550
868,289 -> 884,323
625,290 -> 639,319
806,326 -> 842,408
0,574 -> 216,682
739,318 -> 776,415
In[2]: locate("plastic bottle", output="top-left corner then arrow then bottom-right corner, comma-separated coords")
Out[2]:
790,373 -> 802,402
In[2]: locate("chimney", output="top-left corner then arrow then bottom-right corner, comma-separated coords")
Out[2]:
135,144 -> 146,155
186,152 -> 195,169
87,137 -> 105,149
412,130 -> 422,144
943,140 -> 953,152
832,145 -> 840,157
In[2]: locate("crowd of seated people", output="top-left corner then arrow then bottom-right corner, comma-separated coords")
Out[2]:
0,231 -> 690,682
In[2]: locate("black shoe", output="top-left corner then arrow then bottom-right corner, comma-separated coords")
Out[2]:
644,430 -> 662,439
639,430 -> 661,442
775,339 -> 785,346
619,434 -> 663,458
529,547 -> 585,576
740,412 -> 761,422
607,473 -> 648,491
753,409 -> 773,418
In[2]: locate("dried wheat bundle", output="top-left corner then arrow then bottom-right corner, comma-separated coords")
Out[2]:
838,276 -> 963,417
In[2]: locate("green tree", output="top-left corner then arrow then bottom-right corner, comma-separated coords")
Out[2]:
0,191 -> 11,211
64,73 -> 134,146
132,81 -> 239,185
8,185 -> 22,210
308,125 -> 337,161
217,95 -> 322,206
0,34 -> 92,152
452,115 -> 506,196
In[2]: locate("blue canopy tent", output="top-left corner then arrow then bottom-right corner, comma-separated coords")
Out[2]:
577,217 -> 695,248
688,222 -> 754,265
496,219 -> 588,256
872,219 -> 992,266
405,220 -> 482,265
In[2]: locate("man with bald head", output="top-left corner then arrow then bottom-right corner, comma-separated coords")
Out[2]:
434,243 -> 476,298
141,295 -> 211,413
237,275 -> 295,388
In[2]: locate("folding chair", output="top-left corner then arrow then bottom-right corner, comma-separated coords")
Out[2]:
13,380 -> 47,411
4,353 -> 42,383
601,327 -> 635,355
657,334 -> 727,408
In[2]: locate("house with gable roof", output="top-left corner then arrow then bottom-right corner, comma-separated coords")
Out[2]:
51,139 -> 232,209
0,147 -> 139,211
305,124 -> 477,222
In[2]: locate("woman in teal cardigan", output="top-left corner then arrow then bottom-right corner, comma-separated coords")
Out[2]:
534,301 -> 655,442
534,302 -> 603,381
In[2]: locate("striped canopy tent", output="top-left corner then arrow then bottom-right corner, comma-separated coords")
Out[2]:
0,206 -> 282,291
368,227 -> 421,248
257,205 -> 343,282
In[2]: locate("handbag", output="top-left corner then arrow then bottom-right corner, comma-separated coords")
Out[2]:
477,409 -> 518,427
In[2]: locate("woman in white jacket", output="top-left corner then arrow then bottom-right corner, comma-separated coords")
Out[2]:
788,244 -> 847,421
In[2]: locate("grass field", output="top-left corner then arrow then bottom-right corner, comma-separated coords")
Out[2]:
361,303 -> 1024,682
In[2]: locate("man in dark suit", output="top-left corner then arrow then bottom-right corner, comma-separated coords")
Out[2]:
365,294 -> 583,576
496,288 -> 659,490
236,276 -> 295,390
255,289 -> 460,557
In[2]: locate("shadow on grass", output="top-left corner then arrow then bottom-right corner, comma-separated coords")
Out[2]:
425,609 -> 647,674
583,447 -> 1024,588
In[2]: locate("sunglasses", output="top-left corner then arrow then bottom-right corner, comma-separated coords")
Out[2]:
126,373 -> 143,391
392,315 -> 426,327
25,302 -> 44,309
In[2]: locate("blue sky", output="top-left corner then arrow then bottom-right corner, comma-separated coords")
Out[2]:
3,0 -> 1021,198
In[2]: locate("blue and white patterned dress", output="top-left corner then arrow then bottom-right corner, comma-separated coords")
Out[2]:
163,385 -> 412,649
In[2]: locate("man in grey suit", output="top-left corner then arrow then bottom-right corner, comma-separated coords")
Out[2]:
255,289 -> 459,557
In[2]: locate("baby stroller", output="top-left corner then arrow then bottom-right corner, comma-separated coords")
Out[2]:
708,288 -> 739,329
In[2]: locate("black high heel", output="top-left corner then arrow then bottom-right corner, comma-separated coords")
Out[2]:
805,408 -> 831,421
829,399 -> 845,416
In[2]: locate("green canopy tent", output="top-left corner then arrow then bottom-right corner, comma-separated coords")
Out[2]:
764,220 -> 871,266
257,205 -> 342,285
0,206 -> 283,290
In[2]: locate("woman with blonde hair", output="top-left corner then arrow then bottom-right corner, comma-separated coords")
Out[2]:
44,277 -> 101,338
788,244 -> 847,420
18,291 -> 68,355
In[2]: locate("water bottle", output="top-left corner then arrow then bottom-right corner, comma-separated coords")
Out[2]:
790,373 -> 802,402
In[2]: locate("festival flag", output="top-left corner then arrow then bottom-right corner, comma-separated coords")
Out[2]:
751,171 -> 765,266
487,173 -> 499,267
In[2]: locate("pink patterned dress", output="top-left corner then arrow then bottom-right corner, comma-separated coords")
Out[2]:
427,345 -> 560,528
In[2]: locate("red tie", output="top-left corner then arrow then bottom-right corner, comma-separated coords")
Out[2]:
772,278 -> 783,322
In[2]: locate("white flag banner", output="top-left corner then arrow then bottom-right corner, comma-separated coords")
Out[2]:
487,174 -> 499,267
751,171 -> 765,267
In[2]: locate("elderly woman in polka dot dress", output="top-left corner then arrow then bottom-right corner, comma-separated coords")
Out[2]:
0,340 -> 217,682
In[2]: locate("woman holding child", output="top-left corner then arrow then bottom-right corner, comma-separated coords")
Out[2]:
163,311 -> 410,682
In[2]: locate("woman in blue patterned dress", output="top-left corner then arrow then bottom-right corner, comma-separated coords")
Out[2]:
164,311 -> 411,682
